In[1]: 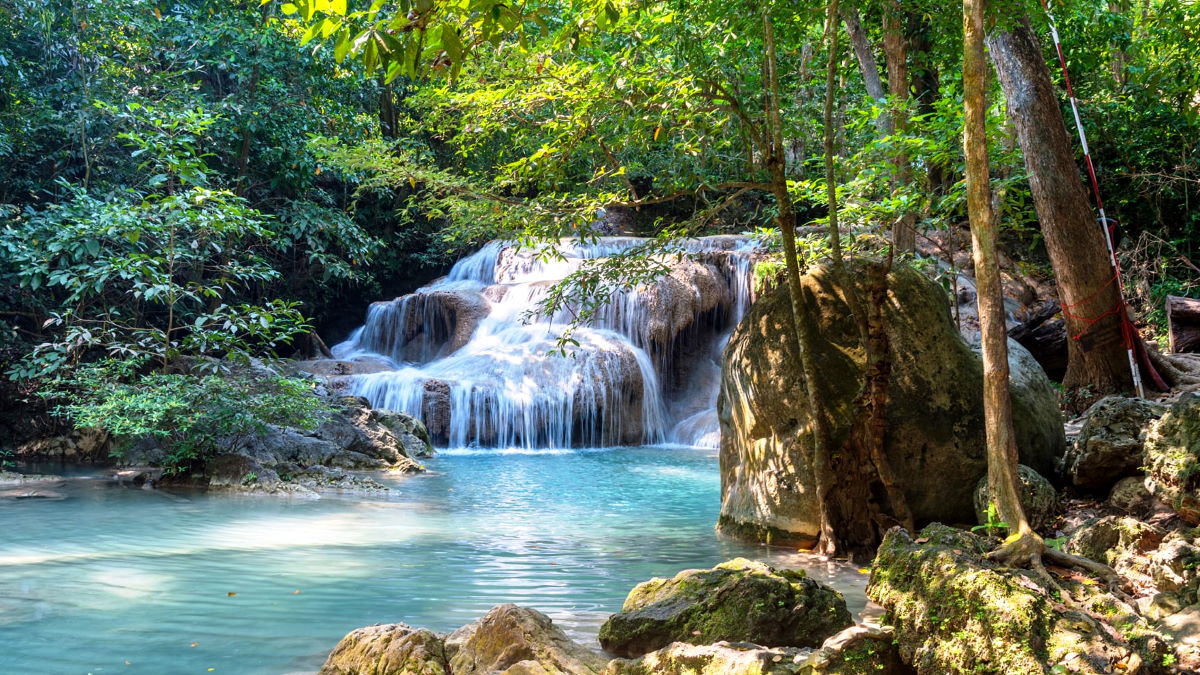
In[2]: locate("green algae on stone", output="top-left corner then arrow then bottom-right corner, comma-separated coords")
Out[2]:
598,559 -> 852,658
1145,394 -> 1200,523
867,524 -> 1169,675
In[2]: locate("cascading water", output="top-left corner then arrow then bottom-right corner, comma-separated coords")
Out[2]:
331,236 -> 760,450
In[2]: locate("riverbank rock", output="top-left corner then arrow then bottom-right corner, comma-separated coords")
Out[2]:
867,524 -> 1169,674
320,605 -> 605,675
320,623 -> 449,675
972,465 -> 1057,532
718,261 -> 1064,545
598,559 -> 851,658
1145,394 -> 1200,523
14,427 -> 109,462
1063,396 -> 1167,491
603,624 -> 910,675
447,604 -> 607,675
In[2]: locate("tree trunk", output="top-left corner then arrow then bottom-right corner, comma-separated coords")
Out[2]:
842,6 -> 888,133
987,19 -> 1136,394
1168,295 -> 1200,354
882,1 -> 916,252
964,0 -> 1033,544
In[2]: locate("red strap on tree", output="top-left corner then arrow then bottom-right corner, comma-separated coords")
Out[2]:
1037,0 -> 1167,394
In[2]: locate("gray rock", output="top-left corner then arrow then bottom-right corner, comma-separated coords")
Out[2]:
1145,394 -> 1200,523
972,464 -> 1057,533
718,262 -> 1065,545
598,559 -> 851,658
1108,476 -> 1155,516
1150,537 -> 1200,605
1063,396 -> 1166,491
1062,515 -> 1164,567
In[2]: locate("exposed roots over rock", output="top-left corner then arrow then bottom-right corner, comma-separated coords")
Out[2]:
1149,350 -> 1200,393
987,528 -> 1130,612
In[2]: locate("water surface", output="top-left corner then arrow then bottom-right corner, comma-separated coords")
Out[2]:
0,446 -> 866,674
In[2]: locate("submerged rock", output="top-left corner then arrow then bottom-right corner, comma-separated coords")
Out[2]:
1145,394 -> 1200,523
597,559 -> 851,658
320,623 -> 448,675
718,262 -> 1064,545
867,524 -> 1168,674
1063,396 -> 1166,492
972,464 -> 1057,532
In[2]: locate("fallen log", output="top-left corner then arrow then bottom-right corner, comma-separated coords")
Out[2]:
1009,302 -> 1067,381
1168,295 -> 1200,354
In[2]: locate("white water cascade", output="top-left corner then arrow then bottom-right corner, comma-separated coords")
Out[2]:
330,236 -> 760,450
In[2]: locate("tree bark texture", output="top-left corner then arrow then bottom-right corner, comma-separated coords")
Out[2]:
965,0 -> 1032,539
987,19 -> 1135,393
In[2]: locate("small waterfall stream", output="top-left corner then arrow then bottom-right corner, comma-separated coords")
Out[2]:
330,236 -> 759,450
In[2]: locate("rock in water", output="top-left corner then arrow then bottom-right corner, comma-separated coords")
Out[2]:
1063,395 -> 1166,491
718,262 -> 1064,545
1145,394 -> 1200,523
597,559 -> 851,658
603,625 -> 911,675
972,464 -> 1057,532
867,524 -> 1168,674
446,604 -> 607,675
319,623 -> 448,675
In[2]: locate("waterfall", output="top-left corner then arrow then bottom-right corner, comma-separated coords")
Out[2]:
330,236 -> 760,450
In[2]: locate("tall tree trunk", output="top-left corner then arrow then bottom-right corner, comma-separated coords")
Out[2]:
883,1 -> 916,252
842,6 -> 889,133
987,19 -> 1135,394
907,12 -> 951,194
964,0 -> 1036,553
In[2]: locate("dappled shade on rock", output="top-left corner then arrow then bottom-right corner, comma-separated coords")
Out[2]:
718,262 -> 1064,546
973,464 -> 1057,532
597,559 -> 851,658
1063,396 -> 1167,491
1145,394 -> 1200,523
867,524 -> 1169,674
446,604 -> 607,675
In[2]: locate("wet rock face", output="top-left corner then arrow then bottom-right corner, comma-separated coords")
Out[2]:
1063,396 -> 1167,492
869,524 -> 1168,675
717,262 -> 1065,545
597,559 -> 852,658
973,465 -> 1057,532
1146,394 -> 1200,523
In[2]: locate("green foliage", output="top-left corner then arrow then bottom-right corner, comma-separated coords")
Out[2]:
52,358 -> 331,473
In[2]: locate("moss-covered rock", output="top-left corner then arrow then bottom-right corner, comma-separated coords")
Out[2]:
867,524 -> 1168,674
447,604 -> 606,675
1063,396 -> 1166,492
1145,394 -> 1200,523
598,559 -> 852,658
973,464 -> 1057,533
319,623 -> 449,675
602,624 -> 911,675
1063,516 -> 1164,567
718,262 -> 1064,545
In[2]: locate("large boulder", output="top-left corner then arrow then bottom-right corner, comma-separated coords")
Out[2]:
718,262 -> 1064,545
867,524 -> 1169,674
1063,396 -> 1167,491
446,604 -> 607,675
1145,394 -> 1200,523
1061,515 -> 1164,567
597,559 -> 851,658
320,623 -> 449,675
